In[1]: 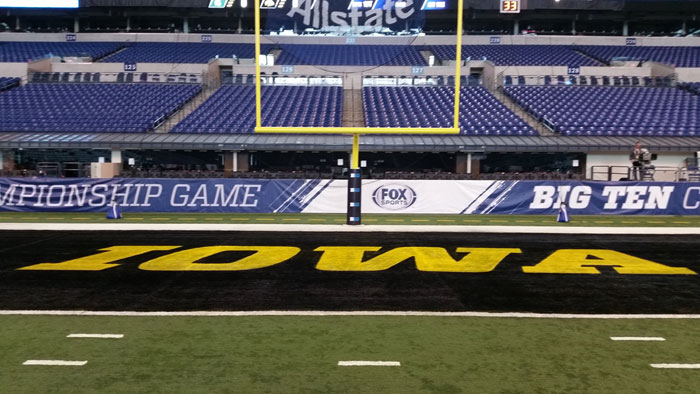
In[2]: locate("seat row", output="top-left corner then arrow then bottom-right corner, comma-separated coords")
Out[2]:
0,83 -> 201,133
504,85 -> 700,136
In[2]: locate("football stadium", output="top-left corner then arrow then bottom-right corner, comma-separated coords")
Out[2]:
1,0 -> 700,392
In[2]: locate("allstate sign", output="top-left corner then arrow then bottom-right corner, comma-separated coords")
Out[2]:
371,184 -> 417,210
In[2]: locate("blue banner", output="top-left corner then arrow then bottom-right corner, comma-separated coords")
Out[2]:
468,181 -> 698,216
0,178 -> 328,214
1,178 -> 699,215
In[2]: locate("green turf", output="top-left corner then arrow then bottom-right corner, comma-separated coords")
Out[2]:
0,211 -> 699,227
1,315 -> 699,393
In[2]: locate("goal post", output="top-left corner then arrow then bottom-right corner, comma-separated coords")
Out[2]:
253,0 -> 465,224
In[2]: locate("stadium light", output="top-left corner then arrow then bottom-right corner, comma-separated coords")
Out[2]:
241,0 -> 248,7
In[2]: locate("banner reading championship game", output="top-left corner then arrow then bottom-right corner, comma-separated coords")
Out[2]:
0,178 -> 698,215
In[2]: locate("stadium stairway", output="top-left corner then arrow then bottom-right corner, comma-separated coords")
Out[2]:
420,49 -> 436,65
572,49 -> 608,66
268,48 -> 282,62
158,85 -> 219,133
491,88 -> 550,135
92,44 -> 130,63
343,89 -> 365,128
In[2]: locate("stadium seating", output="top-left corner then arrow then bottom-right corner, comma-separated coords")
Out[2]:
0,77 -> 20,92
430,45 -> 597,66
679,82 -> 700,95
0,41 -> 125,62
0,83 -> 201,133
275,44 -> 427,66
504,85 -> 700,136
363,86 -> 536,135
576,45 -> 700,67
100,42 -> 267,64
171,85 -> 342,133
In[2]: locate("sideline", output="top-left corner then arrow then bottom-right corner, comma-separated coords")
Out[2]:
2,310 -> 700,319
1,223 -> 699,235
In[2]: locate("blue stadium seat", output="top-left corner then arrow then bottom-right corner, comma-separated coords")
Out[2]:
503,85 -> 700,137
0,83 -> 201,133
171,85 -> 342,134
362,86 -> 537,136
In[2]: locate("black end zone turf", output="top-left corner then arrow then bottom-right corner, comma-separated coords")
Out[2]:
1,231 -> 699,313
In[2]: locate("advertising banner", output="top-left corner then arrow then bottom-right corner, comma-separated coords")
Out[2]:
0,178 -> 699,215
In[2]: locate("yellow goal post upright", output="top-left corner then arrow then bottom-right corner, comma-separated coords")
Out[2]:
254,0 -> 465,225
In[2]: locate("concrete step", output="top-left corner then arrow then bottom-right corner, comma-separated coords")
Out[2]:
491,88 -> 554,136
342,89 -> 365,128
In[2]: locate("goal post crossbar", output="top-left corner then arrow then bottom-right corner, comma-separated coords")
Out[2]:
255,126 -> 460,135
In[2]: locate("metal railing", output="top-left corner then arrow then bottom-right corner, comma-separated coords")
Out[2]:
590,165 -> 681,182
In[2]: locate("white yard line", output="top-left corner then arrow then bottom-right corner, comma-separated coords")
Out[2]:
610,337 -> 666,341
23,360 -> 87,366
0,222 -> 698,235
67,333 -> 124,339
650,363 -> 700,369
338,361 -> 400,367
2,310 -> 700,319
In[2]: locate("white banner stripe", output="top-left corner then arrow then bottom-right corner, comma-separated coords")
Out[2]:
67,334 -> 124,339
610,337 -> 666,341
338,361 -> 400,367
650,363 -> 700,369
23,360 -> 87,366
2,310 -> 700,319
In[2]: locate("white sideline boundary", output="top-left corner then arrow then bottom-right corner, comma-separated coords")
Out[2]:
1,222 -> 699,235
2,310 -> 700,319
610,336 -> 666,341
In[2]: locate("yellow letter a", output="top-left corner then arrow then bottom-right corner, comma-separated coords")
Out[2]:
523,249 -> 696,275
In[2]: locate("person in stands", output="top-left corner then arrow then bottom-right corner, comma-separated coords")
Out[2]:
629,141 -> 643,180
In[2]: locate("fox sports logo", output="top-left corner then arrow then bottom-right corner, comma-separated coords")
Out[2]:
372,184 -> 417,210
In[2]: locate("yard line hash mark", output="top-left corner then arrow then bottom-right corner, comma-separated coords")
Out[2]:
338,361 -> 401,367
650,364 -> 700,369
67,334 -> 124,339
23,360 -> 87,366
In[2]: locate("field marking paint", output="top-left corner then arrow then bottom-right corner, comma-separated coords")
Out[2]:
1,223 -> 700,235
650,363 -> 700,369
610,337 -> 666,341
23,360 -> 87,366
67,333 -> 124,339
2,310 -> 700,319
338,361 -> 400,367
